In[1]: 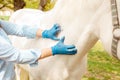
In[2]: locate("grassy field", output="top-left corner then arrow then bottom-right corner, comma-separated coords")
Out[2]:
0,16 -> 9,20
82,41 -> 120,80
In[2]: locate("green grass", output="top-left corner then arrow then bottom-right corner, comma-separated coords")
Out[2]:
0,16 -> 9,20
82,41 -> 120,80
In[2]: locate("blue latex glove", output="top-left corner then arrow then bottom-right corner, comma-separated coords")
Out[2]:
42,24 -> 61,40
51,36 -> 77,55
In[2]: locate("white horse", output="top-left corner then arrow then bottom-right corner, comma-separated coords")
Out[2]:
9,0 -> 118,80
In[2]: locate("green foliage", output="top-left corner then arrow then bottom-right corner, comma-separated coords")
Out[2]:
0,0 -> 55,10
24,0 -> 40,9
43,0 -> 56,11
0,16 -> 9,20
25,0 -> 57,11
0,0 -> 13,4
82,41 -> 120,80
0,0 -> 13,10
0,0 -> 40,10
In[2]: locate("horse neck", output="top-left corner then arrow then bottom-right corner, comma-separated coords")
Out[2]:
53,0 -> 104,12
48,0 -> 105,30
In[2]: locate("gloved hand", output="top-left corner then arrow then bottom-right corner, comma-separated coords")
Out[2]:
51,36 -> 77,55
42,24 -> 61,40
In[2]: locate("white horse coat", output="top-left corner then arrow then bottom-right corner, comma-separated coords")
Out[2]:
9,0 -> 119,80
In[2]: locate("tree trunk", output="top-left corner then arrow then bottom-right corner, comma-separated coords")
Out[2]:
39,0 -> 47,10
14,0 -> 26,11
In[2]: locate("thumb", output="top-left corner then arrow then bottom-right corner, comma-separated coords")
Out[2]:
53,23 -> 60,29
52,37 -> 60,41
59,36 -> 65,43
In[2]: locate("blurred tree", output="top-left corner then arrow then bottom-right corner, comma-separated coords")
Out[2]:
0,0 -> 56,11
0,0 -> 26,10
39,0 -> 47,10
0,0 -> 13,9
43,0 -> 56,11
24,0 -> 40,9
14,0 -> 26,11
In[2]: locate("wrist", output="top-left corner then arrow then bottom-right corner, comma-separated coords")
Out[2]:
38,48 -> 52,60
36,29 -> 43,38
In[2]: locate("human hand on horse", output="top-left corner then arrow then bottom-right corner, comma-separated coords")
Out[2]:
51,36 -> 77,55
42,23 -> 61,40
39,37 -> 77,59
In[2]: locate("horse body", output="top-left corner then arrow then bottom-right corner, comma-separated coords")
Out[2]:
9,0 -> 116,80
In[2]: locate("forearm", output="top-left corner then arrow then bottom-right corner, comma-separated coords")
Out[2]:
0,20 -> 39,38
0,42 -> 41,65
38,48 -> 52,60
38,36 -> 78,60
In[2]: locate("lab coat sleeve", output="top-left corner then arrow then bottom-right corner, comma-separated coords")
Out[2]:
0,20 -> 39,38
0,40 -> 41,66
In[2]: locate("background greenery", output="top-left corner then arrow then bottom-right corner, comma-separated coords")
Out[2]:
0,16 -> 9,20
24,0 -> 40,9
24,0 -> 56,11
0,0 -> 56,11
82,41 -> 120,80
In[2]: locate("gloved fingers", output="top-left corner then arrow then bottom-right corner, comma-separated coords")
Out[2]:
52,37 -> 60,41
59,36 -> 65,43
54,24 -> 61,31
51,24 -> 60,32
51,24 -> 61,35
54,28 -> 61,35
67,48 -> 77,54
53,24 -> 60,29
56,28 -> 61,32
66,45 -> 75,49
